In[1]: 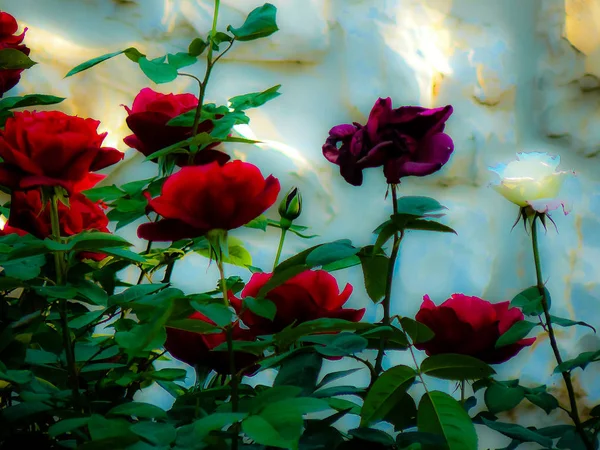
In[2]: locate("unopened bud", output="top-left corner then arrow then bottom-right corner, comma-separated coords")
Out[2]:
278,187 -> 302,228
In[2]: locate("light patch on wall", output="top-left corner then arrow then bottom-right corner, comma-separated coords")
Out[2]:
376,2 -> 453,105
233,124 -> 311,174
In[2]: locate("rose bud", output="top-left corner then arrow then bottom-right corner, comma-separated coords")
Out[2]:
278,186 -> 302,228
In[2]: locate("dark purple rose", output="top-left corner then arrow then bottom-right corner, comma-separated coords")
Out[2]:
323,97 -> 454,186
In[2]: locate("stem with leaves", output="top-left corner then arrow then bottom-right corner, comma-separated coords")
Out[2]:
530,215 -> 593,450
374,185 -> 403,375
216,243 -> 239,450
49,192 -> 79,402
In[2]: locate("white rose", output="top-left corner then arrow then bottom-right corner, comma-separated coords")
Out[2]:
489,152 -> 574,214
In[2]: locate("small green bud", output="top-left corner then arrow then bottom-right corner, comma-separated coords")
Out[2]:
278,187 -> 302,228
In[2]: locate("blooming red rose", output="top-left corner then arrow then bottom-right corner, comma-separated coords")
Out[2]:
414,294 -> 535,364
5,189 -> 109,239
323,98 -> 454,186
138,161 -> 280,241
123,88 -> 229,166
0,11 -> 30,97
230,270 -> 365,335
0,111 -> 123,192
2,189 -> 110,260
165,312 -> 259,374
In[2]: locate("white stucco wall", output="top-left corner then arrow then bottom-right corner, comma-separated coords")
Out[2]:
3,0 -> 600,447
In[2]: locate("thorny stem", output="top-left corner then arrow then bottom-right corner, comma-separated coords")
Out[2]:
374,185 -> 402,375
272,228 -> 287,270
530,215 -> 593,450
49,193 -> 79,402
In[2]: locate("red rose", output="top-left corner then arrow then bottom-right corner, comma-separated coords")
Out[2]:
123,88 -> 229,166
138,161 -> 280,241
230,270 -> 365,334
0,111 -> 123,192
5,189 -> 109,239
323,98 -> 454,186
165,312 -> 259,374
414,294 -> 535,364
0,11 -> 30,97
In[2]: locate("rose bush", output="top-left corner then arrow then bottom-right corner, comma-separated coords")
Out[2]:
0,3 -> 597,450
0,111 -> 123,192
123,87 -> 229,166
323,97 -> 454,186
414,293 -> 535,364
138,160 -> 280,241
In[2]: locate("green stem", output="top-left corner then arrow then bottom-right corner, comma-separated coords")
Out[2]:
49,193 -> 79,402
460,380 -> 466,405
531,216 -> 593,450
217,252 -> 239,450
273,228 -> 287,270
161,259 -> 176,284
374,185 -> 402,375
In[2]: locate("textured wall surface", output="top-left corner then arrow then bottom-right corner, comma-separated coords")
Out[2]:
3,0 -> 600,447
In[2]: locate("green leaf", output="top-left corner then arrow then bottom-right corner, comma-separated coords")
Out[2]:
229,84 -> 281,111
77,280 -> 109,306
373,220 -> 397,254
0,94 -> 65,111
243,398 -> 329,449
245,214 -> 268,231
68,309 -> 106,329
131,422 -> 176,446
484,382 -> 525,413
191,301 -> 233,327
420,354 -> 496,380
167,52 -> 197,69
80,363 -> 126,373
109,284 -> 167,306
69,232 -> 132,251
349,428 -> 396,446
98,247 -> 146,263
361,365 -> 416,426
35,285 -> 77,299
400,317 -> 435,344
307,333 -> 368,358
2,254 -> 45,280
305,240 -> 359,267
495,321 -> 538,348
0,369 -> 33,384
244,296 -> 276,321
401,218 -> 457,234
166,318 -> 219,334
85,185 -> 130,202
481,418 -> 553,448
550,315 -> 596,333
138,56 -> 179,84
48,417 -> 91,438
554,349 -> 600,373
87,415 -> 138,443
322,255 -> 361,272
192,412 -> 247,440
524,391 -> 559,414
0,48 -> 36,69
65,48 -> 142,77
149,368 -> 187,381
188,37 -> 208,56
316,368 -> 362,390
359,253 -> 389,303
396,196 -> 448,216
418,391 -> 478,450
274,351 -> 322,396
108,402 -> 167,419
25,349 -> 60,366
510,286 -> 546,316
227,3 -> 279,42
210,110 -> 250,139
196,236 -> 252,268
